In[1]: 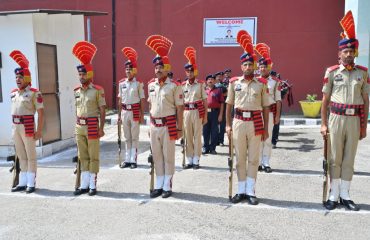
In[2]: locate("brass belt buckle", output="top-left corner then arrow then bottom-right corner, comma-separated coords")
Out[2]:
189,104 -> 194,109
13,118 -> 21,123
207,108 -> 212,112
79,119 -> 87,125
126,105 -> 132,110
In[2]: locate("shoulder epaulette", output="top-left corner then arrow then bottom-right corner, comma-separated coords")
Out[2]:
171,80 -> 181,86
257,77 -> 268,84
271,76 -> 280,82
327,65 -> 340,73
119,78 -> 126,83
197,79 -> 205,84
229,76 -> 239,83
74,85 -> 81,91
355,65 -> 368,72
148,78 -> 155,84
11,88 -> 18,93
181,81 -> 187,85
93,84 -> 104,90
29,87 -> 39,92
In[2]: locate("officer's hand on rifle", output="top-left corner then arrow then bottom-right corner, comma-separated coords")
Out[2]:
226,126 -> 232,138
360,128 -> 367,140
262,129 -> 269,141
99,128 -> 105,138
33,130 -> 42,140
202,116 -> 208,125
320,125 -> 328,138
177,129 -> 183,139
140,116 -> 145,125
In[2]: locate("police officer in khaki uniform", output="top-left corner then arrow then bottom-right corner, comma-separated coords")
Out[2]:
255,43 -> 281,173
72,41 -> 106,196
146,35 -> 184,198
118,47 -> 145,169
226,30 -> 272,205
321,11 -> 369,211
10,50 -> 44,194
182,47 -> 207,169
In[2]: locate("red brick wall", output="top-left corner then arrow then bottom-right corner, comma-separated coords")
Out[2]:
0,0 -> 345,113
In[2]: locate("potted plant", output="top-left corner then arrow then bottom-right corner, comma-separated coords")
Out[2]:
299,94 -> 322,118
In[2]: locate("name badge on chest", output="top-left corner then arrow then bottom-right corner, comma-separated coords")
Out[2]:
345,109 -> 355,115
242,112 -> 251,118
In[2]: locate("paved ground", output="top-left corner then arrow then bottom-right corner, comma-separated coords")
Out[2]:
1,124 -> 370,240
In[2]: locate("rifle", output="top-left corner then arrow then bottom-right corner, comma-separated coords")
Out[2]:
148,147 -> 154,193
117,120 -> 122,166
7,155 -> 20,188
181,130 -> 186,169
72,156 -> 80,190
322,134 -> 331,204
228,132 -> 234,201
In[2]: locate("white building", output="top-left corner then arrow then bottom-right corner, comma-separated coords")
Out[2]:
0,9 -> 107,158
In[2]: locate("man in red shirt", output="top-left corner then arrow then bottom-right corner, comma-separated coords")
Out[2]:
202,74 -> 224,154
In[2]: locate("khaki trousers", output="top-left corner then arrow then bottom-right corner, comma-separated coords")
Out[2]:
184,110 -> 203,158
76,125 -> 100,173
150,125 -> 176,176
329,113 -> 360,181
260,112 -> 274,163
121,110 -> 140,150
233,119 -> 261,181
12,124 -> 37,172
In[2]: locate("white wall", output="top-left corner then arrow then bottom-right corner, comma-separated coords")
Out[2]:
0,13 -> 85,157
346,0 -> 370,68
32,13 -> 84,140
0,14 -> 36,146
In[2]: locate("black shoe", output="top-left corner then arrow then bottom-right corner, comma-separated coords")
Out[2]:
26,187 -> 35,194
246,195 -> 259,205
130,163 -> 137,169
340,198 -> 360,211
272,144 -> 277,149
73,188 -> 89,196
258,165 -> 263,171
193,164 -> 200,170
150,189 -> 163,198
231,194 -> 246,204
184,164 -> 193,169
210,150 -> 217,155
202,148 -> 209,154
264,166 -> 272,173
220,142 -> 225,146
162,190 -> 172,198
324,200 -> 338,210
120,162 -> 131,168
88,189 -> 97,196
11,185 -> 27,192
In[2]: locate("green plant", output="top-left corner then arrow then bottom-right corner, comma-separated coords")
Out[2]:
306,94 -> 317,102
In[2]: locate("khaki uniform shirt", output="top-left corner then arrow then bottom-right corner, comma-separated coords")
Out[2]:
322,64 -> 369,104
11,85 -> 44,115
117,77 -> 145,104
182,79 -> 207,103
74,83 -> 106,118
148,78 -> 183,117
266,76 -> 282,104
226,76 -> 272,110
